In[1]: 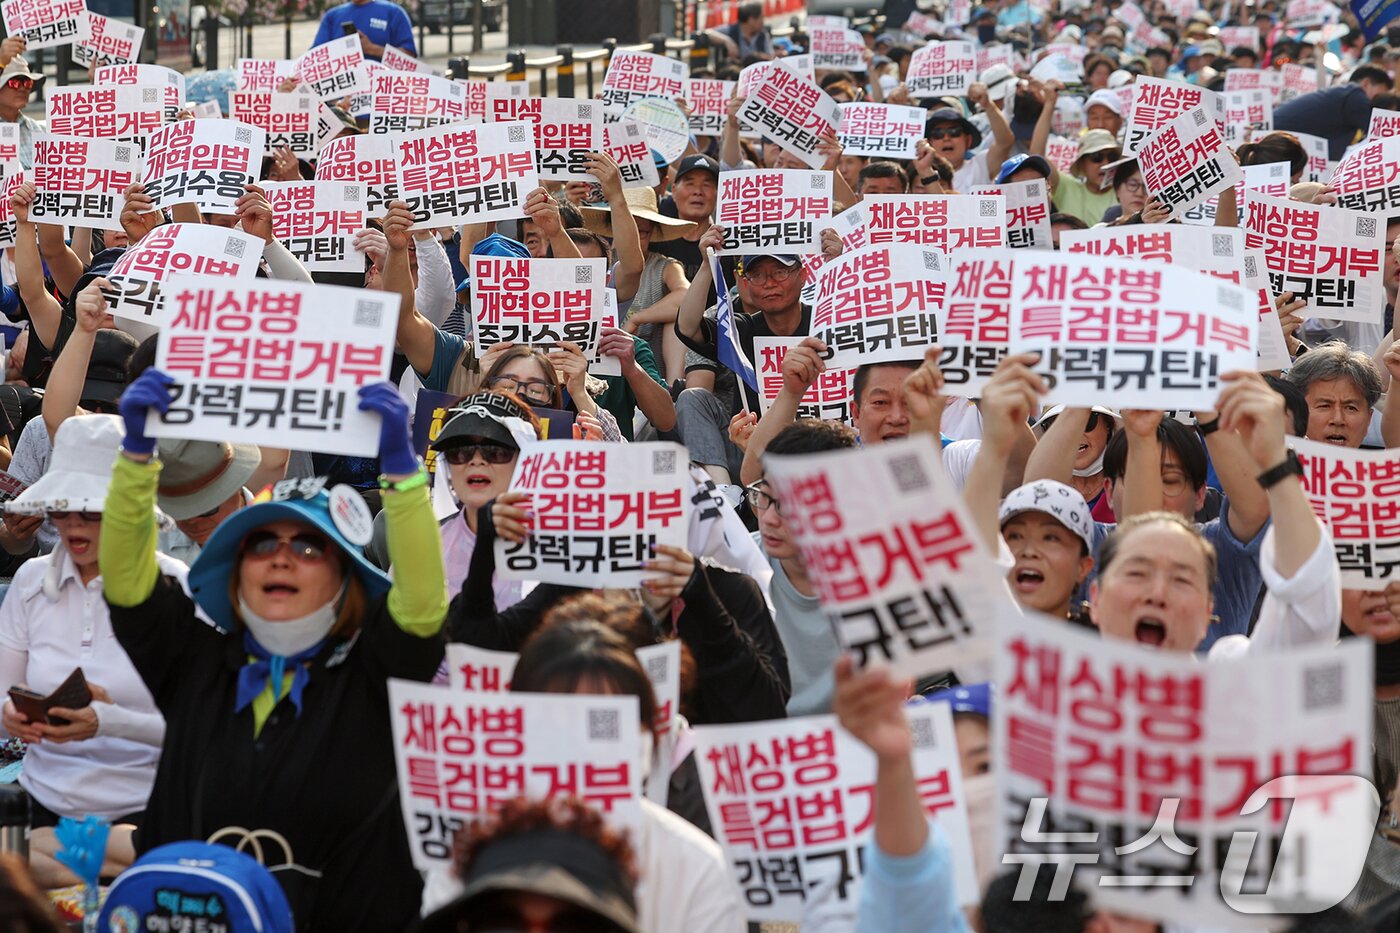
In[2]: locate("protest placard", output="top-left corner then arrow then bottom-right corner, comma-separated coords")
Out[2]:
933,251 -> 1013,397
687,78 -> 735,137
836,102 -> 925,159
865,194 -> 1005,251
733,57 -> 815,139
235,58 -> 299,91
1004,248 -> 1257,409
46,85 -> 171,143
0,169 -> 23,250
1219,25 -> 1260,50
228,91 -> 318,156
96,62 -> 184,108
753,336 -> 854,425
316,132 -> 398,214
487,97 -> 600,181
694,705 -> 977,922
996,610 -> 1374,929
1244,249 -> 1292,372
764,436 -> 1002,678
102,224 -> 264,327
1278,63 -> 1318,103
296,35 -> 368,101
600,50 -> 688,112
1223,88 -> 1273,146
904,9 -> 941,35
29,133 -> 140,232
1045,134 -> 1079,174
140,119 -> 263,214
151,277 -> 398,456
905,40 -> 976,98
368,71 -> 468,135
1060,225 -> 1248,286
1243,190 -> 1385,324
495,440 -> 689,589
1138,105 -> 1242,220
1294,435 -> 1400,588
1331,135 -> 1400,212
1179,156 -> 1291,226
1,0 -> 86,49
797,203 -> 868,305
1125,77 -> 1221,155
737,67 -> 841,170
1029,52 -> 1081,86
1287,0 -> 1337,25
262,181 -> 366,273
810,26 -> 867,71
714,169 -> 832,256
381,43 -> 432,74
1224,67 -> 1282,101
809,243 -> 944,370
347,61 -> 384,116
190,100 -> 222,119
975,43 -> 1015,75
972,179 -> 1051,250
0,124 -> 19,168
602,120 -> 660,189
0,471 -> 27,505
470,255 -> 607,356
389,680 -> 641,870
392,120 -> 537,228
72,12 -> 142,67
1370,108 -> 1400,140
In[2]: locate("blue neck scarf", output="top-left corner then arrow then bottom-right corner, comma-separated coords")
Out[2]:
234,630 -> 326,718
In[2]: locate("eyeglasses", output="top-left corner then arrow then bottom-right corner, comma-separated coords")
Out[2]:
46,510 -> 101,522
4,77 -> 33,91
240,530 -> 332,563
1084,150 -> 1118,164
740,264 -> 799,285
1121,179 -> 1146,193
443,443 -> 516,465
745,482 -> 781,514
927,126 -> 966,140
487,375 -> 553,405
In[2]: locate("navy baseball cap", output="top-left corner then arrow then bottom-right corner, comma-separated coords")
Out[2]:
996,153 -> 1053,184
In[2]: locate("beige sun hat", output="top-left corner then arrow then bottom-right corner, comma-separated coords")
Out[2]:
580,187 -> 697,242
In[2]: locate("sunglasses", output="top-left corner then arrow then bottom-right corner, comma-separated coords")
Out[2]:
927,126 -> 966,140
4,77 -> 32,91
1084,150 -> 1118,164
240,530 -> 332,563
444,442 -> 516,465
46,510 -> 101,522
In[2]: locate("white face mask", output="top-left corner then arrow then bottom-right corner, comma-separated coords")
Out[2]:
1072,447 -> 1108,478
237,591 -> 339,656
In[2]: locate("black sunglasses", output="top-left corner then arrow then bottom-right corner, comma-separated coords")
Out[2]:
240,530 -> 332,563
46,510 -> 101,522
443,442 -> 515,465
1083,150 -> 1118,164
928,126 -> 966,140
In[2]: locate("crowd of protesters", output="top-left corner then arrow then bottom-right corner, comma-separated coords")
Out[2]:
0,0 -> 1394,929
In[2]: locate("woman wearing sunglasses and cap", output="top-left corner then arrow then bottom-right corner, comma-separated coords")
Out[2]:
98,369 -> 448,931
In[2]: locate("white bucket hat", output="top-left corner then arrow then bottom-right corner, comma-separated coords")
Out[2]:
5,415 -> 122,516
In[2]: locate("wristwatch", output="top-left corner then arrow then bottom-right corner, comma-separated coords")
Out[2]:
1256,449 -> 1304,489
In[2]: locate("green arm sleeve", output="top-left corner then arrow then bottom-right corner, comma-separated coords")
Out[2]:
101,455 -> 162,608
383,478 -> 448,636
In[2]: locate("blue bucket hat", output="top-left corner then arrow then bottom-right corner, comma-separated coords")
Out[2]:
919,681 -> 992,719
458,233 -> 532,292
187,477 -> 388,633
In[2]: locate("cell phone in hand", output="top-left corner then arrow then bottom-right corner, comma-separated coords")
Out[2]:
342,22 -> 358,36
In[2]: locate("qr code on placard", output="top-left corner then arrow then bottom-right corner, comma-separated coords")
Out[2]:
811,173 -> 827,189
652,448 -> 677,474
1025,182 -> 1041,196
224,236 -> 247,258
236,127 -> 253,145
888,451 -> 930,493
1304,662 -> 1344,710
142,87 -> 158,103
354,300 -> 382,327
1211,233 -> 1234,257
298,96 -> 311,110
575,265 -> 594,284
978,199 -> 998,217
910,716 -> 936,749
1218,285 -> 1244,312
589,708 -> 620,740
344,185 -> 362,202
579,103 -> 594,120
508,124 -> 527,143
645,654 -> 668,681
922,250 -> 941,272
1244,255 -> 1258,277
114,145 -> 132,163
1358,216 -> 1378,239
1192,109 -> 1208,127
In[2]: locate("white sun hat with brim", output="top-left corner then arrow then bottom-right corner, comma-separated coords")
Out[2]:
4,414 -> 122,516
1032,403 -> 1121,434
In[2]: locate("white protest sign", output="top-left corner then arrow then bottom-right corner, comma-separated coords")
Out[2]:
470,255 -> 607,357
381,43 -> 433,74
1,0 -> 87,49
1243,190 -> 1385,325
296,34 -> 369,101
1219,25 -> 1260,51
996,610 -> 1374,929
810,26 -> 867,71
347,60 -> 384,116
695,706 -> 977,922
906,40 -> 976,98
235,58 -> 299,91
806,13 -> 849,27
30,133 -> 140,232
905,9 -> 942,35
602,120 -> 660,189
836,102 -> 925,159
972,179 -> 1051,250
738,67 -> 841,170
1125,77 -> 1221,155
141,119 -> 263,214
797,203 -> 869,306
1139,105 -> 1242,220
1286,0 -> 1336,26
392,120 -> 538,228
190,100 -> 222,119
1046,134 -> 1078,173
1005,248 -> 1257,409
1278,63 -> 1317,103
96,62 -> 184,106
935,251 -> 1013,398
753,336 -> 854,425
228,91 -> 318,156
1028,52 -> 1081,86
1295,436 -> 1400,589
0,123 -> 18,167
317,132 -> 398,214
714,169 -> 833,256
262,181 -> 367,273
389,680 -> 641,870
765,436 -> 1003,679
600,49 -> 688,112
810,242 -> 944,370
369,71 -> 468,136
1331,136 -> 1400,213
1223,88 -> 1273,146
488,97 -> 601,181
72,12 -> 143,67
497,441 -> 690,589
1224,67 -> 1283,103
687,78 -> 735,137
865,194 -> 1005,251
1245,249 -> 1292,372
47,84 -> 171,143
152,278 -> 399,456
735,57 -> 815,139
102,224 -> 264,326
0,169 -> 23,250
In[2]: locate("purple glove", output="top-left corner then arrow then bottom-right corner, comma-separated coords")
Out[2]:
117,369 -> 174,456
358,382 -> 418,476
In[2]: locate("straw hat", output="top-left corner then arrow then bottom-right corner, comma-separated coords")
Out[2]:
580,188 -> 696,242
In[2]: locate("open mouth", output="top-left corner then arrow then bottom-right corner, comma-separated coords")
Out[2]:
882,428 -> 909,441
1013,567 -> 1044,593
66,536 -> 91,556
1134,618 -> 1167,647
262,583 -> 299,597
1324,434 -> 1349,446
464,474 -> 492,489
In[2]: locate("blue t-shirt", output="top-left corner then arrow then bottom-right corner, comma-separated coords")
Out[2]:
419,327 -> 470,393
312,0 -> 416,58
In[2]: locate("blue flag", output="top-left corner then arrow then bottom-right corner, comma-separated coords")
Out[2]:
1355,0 -> 1400,41
711,251 -> 758,394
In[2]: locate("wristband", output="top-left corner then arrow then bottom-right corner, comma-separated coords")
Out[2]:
1195,416 -> 1221,436
920,173 -> 942,186
1256,449 -> 1303,489
379,468 -> 429,493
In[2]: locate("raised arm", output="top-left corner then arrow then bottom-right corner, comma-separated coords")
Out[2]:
720,96 -> 747,169
971,82 -> 1015,179
412,230 -> 455,326
104,370 -> 177,607
1195,404 -> 1269,541
382,200 -> 437,375
740,336 -> 825,485
1023,405 -> 1089,485
961,353 -> 1046,555
117,182 -> 164,249
1119,410 -> 1167,521
41,278 -> 109,441
236,184 -> 312,284
1029,81 -> 1059,189
9,183 -> 62,350
523,187 -> 581,259
37,223 -> 84,297
675,226 -> 725,343
589,152 -> 643,300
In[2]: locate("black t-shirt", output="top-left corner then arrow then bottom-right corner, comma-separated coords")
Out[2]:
676,301 -> 812,412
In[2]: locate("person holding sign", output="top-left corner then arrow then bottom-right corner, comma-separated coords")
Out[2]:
310,0 -> 416,61
99,371 -> 449,930
1031,84 -> 1123,225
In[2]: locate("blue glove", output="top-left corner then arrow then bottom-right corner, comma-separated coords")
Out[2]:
358,382 -> 418,476
117,368 -> 175,456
